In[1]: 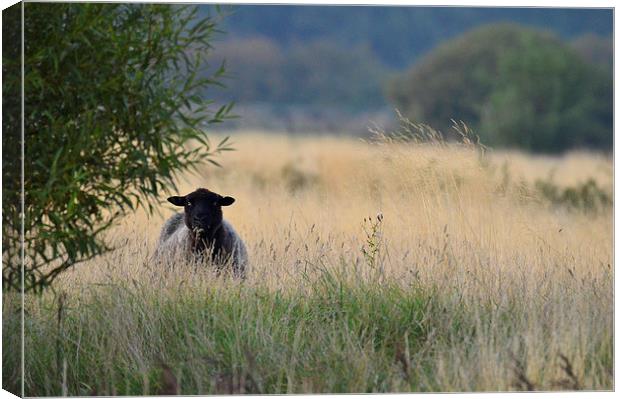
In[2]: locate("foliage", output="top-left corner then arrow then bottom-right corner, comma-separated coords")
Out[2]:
2,3 -> 24,293
204,8 -> 611,113
386,24 -> 612,152
535,177 -> 612,212
209,36 -> 287,103
280,162 -> 319,193
3,259 -> 611,394
361,213 -> 384,271
210,37 -> 390,110
2,3 -> 233,292
212,6 -> 612,69
4,277 -> 441,395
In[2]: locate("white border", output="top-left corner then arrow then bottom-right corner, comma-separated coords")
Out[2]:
0,1 -> 615,399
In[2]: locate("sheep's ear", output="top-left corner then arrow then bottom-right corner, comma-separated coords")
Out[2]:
167,196 -> 186,206
219,196 -> 235,206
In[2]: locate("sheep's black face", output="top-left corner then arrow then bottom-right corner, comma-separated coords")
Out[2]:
167,188 -> 235,238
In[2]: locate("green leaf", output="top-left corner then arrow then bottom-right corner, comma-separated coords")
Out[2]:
5,3 -> 235,293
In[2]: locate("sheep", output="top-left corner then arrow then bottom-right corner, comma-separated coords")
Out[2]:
154,188 -> 248,278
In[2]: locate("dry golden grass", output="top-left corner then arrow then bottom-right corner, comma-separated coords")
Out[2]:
6,130 -> 612,394
74,130 -> 611,290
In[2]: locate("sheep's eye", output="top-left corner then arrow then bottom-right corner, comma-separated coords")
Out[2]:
186,200 -> 192,207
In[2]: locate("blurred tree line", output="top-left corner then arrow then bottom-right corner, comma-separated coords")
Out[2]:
211,6 -> 612,69
207,5 -> 612,152
387,24 -> 612,152
211,37 -> 389,111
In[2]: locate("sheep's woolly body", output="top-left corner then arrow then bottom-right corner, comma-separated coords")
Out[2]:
155,213 -> 191,258
155,212 -> 248,277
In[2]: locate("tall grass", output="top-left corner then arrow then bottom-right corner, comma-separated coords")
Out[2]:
3,128 -> 613,395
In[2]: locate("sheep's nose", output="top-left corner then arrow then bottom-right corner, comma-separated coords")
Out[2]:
193,215 -> 209,225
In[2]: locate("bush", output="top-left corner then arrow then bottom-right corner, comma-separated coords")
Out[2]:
535,178 -> 612,212
386,23 -> 612,153
2,3 -> 233,292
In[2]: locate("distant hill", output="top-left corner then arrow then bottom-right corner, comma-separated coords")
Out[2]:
205,5 -> 612,68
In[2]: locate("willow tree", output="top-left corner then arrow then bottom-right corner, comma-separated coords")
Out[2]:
2,3 -> 233,292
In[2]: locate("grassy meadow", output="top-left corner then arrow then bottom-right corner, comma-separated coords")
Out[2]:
3,129 -> 613,395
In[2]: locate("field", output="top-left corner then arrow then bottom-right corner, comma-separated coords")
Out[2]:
2,129 -> 613,395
